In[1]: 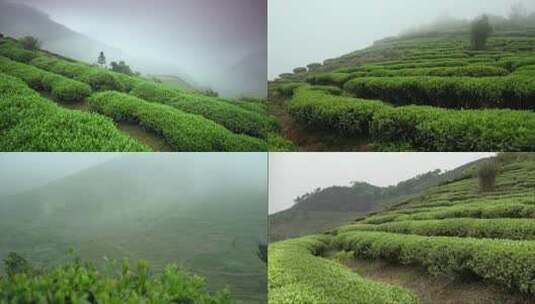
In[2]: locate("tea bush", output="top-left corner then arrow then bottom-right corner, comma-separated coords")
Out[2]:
88,91 -> 267,151
336,231 -> 535,295
131,82 -> 277,138
0,73 -> 148,151
269,235 -> 418,304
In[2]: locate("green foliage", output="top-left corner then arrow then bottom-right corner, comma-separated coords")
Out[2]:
270,82 -> 304,97
0,73 -> 148,151
344,75 -> 535,109
30,55 -> 125,92
266,133 -> 297,152
3,252 -> 32,277
0,254 -> 231,303
18,36 -> 41,50
0,40 -> 39,63
0,56 -> 92,101
338,218 -> 535,240
478,161 -> 499,192
336,231 -> 535,295
131,82 -> 277,138
293,67 -> 307,74
290,86 -> 535,151
471,15 -> 493,50
110,60 -> 134,75
88,91 -> 267,152
269,235 -> 418,304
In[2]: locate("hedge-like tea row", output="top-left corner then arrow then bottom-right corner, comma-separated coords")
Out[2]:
0,40 -> 39,63
0,56 -> 91,102
306,65 -> 509,87
0,73 -> 148,151
88,91 -> 267,151
344,75 -> 535,109
29,56 -> 126,92
336,231 -> 535,295
290,86 -> 535,151
360,200 -> 535,224
131,82 -> 277,138
337,218 -> 535,240
269,235 -> 418,304
0,255 -> 231,303
289,86 -> 385,135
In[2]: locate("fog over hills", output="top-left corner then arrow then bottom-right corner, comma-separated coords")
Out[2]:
0,0 -> 266,97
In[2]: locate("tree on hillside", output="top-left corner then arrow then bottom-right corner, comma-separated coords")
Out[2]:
19,36 -> 41,50
478,160 -> 498,192
471,15 -> 493,50
97,51 -> 106,67
110,60 -> 133,75
3,252 -> 32,277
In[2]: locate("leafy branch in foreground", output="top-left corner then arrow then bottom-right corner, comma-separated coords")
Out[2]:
0,252 -> 232,304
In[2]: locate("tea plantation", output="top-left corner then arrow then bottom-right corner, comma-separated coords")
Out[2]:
0,36 -> 292,151
269,31 -> 535,151
268,153 -> 535,303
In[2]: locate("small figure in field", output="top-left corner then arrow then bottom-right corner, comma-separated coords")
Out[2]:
97,51 -> 106,67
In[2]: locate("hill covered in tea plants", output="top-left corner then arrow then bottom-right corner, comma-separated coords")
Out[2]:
269,25 -> 535,151
269,162 -> 476,242
269,153 -> 535,303
0,36 -> 292,152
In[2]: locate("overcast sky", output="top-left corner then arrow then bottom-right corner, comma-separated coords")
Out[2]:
0,153 -> 118,197
269,153 -> 495,214
268,0 -> 535,79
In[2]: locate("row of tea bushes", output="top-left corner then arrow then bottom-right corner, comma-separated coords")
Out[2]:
131,82 -> 277,138
336,218 -> 535,240
290,86 -> 535,151
0,56 -> 91,102
344,75 -> 535,109
88,91 -> 268,151
336,231 -> 535,295
269,235 -> 418,304
0,73 -> 148,151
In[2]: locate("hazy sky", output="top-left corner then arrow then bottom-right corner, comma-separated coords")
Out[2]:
16,0 -> 266,95
269,153 -> 495,214
0,153 -> 118,197
269,0 -> 535,79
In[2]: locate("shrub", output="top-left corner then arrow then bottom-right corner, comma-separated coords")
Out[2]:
478,161 -> 499,192
3,252 -> 32,277
131,82 -> 277,138
76,69 -> 125,91
18,36 -> 41,50
0,73 -> 148,151
88,91 -> 268,151
0,41 -> 38,62
0,254 -> 231,303
337,231 -> 535,295
269,235 -> 418,303
290,86 -> 535,151
293,67 -> 307,74
344,75 -> 535,110
0,56 -> 92,102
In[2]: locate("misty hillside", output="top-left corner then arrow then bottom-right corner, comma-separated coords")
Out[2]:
0,154 -> 267,303
269,159 -> 484,241
269,12 -> 535,151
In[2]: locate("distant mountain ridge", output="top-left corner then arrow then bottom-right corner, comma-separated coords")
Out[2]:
269,158 -> 487,241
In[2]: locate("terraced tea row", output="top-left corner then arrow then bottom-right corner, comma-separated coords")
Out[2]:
89,92 -> 267,151
268,235 -> 418,304
0,73 -> 148,151
335,231 -> 535,295
289,86 -> 535,151
336,218 -> 535,240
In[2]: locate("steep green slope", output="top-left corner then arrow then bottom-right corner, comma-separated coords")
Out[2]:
0,36 -> 287,151
269,153 -> 535,303
268,30 -> 535,151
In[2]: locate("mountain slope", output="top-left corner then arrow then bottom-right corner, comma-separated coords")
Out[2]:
0,154 -> 267,303
269,153 -> 535,303
269,162 -> 480,241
